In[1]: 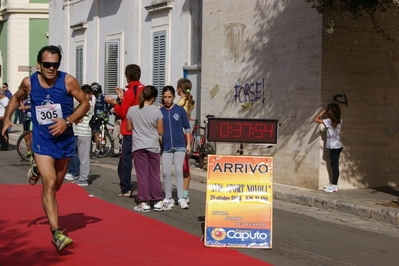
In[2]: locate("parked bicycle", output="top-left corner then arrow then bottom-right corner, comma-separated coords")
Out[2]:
17,130 -> 32,162
190,115 -> 216,169
90,107 -> 114,158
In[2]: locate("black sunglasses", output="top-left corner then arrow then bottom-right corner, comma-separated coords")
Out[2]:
42,62 -> 60,69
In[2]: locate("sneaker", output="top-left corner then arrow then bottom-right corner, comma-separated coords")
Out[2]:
52,229 -> 73,251
118,191 -> 132,197
133,202 -> 151,212
27,165 -> 40,185
74,179 -> 89,186
153,200 -> 164,212
322,183 -> 331,189
184,196 -> 190,204
65,173 -> 78,181
323,185 -> 339,193
161,198 -> 175,211
178,198 -> 189,209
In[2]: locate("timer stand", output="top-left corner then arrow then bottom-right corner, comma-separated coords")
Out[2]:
236,142 -> 244,156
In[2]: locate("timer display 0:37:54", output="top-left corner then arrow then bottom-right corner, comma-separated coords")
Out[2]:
207,118 -> 278,144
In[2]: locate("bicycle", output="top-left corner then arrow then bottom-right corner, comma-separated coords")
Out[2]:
90,110 -> 114,158
17,130 -> 33,162
190,115 -> 216,169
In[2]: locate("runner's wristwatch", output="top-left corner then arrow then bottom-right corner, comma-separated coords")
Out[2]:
64,119 -> 72,127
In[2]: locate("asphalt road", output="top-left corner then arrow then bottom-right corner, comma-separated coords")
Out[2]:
2,145 -> 399,265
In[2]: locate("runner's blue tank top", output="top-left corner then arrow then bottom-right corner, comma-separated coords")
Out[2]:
30,71 -> 75,159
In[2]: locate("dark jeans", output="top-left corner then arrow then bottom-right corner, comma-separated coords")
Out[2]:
13,108 -> 24,124
330,147 -> 343,185
0,119 -> 8,150
67,137 -> 80,176
118,135 -> 133,193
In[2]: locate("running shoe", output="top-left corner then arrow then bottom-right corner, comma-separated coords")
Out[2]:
323,185 -> 339,193
153,200 -> 164,212
183,196 -> 190,204
65,173 -> 78,181
74,179 -> 89,186
133,202 -> 151,212
118,191 -> 132,197
27,160 -> 40,185
52,229 -> 73,251
161,198 -> 175,211
178,198 -> 189,209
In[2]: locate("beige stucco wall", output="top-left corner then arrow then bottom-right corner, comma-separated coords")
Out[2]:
202,0 -> 324,189
202,0 -> 399,189
321,10 -> 399,188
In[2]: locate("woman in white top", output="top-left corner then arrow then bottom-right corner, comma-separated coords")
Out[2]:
314,103 -> 343,193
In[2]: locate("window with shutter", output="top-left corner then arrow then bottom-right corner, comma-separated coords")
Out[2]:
104,41 -> 120,95
153,31 -> 166,104
75,45 -> 83,86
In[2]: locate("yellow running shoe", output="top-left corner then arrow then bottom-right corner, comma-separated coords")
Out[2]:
52,229 -> 73,251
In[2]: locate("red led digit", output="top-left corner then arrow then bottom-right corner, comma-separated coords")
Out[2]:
264,124 -> 274,139
254,123 -> 264,138
243,123 -> 252,137
232,123 -> 242,138
220,122 -> 229,137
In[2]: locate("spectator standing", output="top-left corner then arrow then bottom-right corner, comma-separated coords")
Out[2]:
64,136 -> 80,181
0,89 -> 10,150
13,103 -> 24,125
73,84 -> 94,186
160,86 -> 191,210
1,45 -> 90,250
20,94 -> 33,157
126,85 -> 164,212
105,64 -> 144,197
112,88 -> 123,157
2,83 -> 12,133
314,103 -> 343,193
2,83 -> 12,99
176,78 -> 195,203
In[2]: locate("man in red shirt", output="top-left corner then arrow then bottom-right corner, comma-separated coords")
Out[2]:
105,64 -> 144,196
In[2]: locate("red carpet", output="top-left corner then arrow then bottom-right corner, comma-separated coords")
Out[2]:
0,184 -> 270,265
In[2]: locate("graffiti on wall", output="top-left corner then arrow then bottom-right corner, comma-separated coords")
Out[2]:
234,78 -> 266,104
233,80 -> 348,108
333,94 -> 348,107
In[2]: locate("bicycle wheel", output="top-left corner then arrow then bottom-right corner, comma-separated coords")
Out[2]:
17,131 -> 33,162
91,130 -> 113,158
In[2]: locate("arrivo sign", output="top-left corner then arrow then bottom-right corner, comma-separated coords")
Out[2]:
207,117 -> 278,144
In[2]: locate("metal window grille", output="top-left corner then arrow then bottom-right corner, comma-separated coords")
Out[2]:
104,41 -> 120,95
153,31 -> 166,104
75,45 -> 83,86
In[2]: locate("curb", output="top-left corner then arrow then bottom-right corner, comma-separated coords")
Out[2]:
273,189 -> 399,227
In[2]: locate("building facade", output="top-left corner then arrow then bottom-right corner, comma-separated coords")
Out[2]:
49,0 -> 202,120
0,0 -> 49,94
49,0 -> 399,190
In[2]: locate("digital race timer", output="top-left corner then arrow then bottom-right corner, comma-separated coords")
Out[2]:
207,117 -> 278,144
